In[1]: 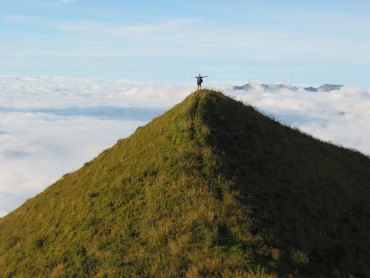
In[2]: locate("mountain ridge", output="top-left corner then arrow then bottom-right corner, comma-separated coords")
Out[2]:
1,89 -> 370,277
234,83 -> 344,92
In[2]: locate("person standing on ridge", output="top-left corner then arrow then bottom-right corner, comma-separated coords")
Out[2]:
193,74 -> 208,90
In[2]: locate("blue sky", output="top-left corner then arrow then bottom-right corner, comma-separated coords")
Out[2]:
1,0 -> 370,217
1,0 -> 370,86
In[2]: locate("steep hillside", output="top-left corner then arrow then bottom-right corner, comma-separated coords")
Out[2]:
1,90 -> 370,277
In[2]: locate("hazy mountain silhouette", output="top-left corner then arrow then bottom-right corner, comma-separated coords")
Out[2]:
234,83 -> 343,92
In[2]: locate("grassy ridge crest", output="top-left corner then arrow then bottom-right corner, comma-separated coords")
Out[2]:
0,89 -> 370,277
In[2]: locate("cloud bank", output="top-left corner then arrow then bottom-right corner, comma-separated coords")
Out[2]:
1,76 -> 369,217
0,76 -> 193,217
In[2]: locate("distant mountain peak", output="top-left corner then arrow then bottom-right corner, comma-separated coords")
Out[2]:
234,82 -> 343,92
318,84 -> 344,92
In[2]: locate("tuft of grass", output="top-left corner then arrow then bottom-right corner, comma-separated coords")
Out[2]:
0,89 -> 370,277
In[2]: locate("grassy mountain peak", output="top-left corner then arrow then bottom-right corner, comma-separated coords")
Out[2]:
1,89 -> 370,277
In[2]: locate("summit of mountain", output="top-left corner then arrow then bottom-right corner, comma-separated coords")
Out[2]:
1,89 -> 370,277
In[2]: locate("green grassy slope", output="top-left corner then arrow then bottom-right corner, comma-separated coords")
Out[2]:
0,90 -> 370,277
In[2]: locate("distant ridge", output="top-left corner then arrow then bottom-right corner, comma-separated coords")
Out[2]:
0,89 -> 370,277
234,82 -> 343,92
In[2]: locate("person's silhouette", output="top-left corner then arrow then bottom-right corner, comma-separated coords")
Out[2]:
193,74 -> 208,90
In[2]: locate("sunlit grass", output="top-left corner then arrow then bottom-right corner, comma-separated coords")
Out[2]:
0,89 -> 370,277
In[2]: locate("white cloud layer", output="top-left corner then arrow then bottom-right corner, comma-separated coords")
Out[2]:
0,76 -> 193,217
0,112 -> 145,217
0,76 -> 369,217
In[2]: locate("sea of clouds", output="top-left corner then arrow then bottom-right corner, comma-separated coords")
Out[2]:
1,76 -> 369,217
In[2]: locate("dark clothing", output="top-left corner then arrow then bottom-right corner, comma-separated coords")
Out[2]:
194,74 -> 207,90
